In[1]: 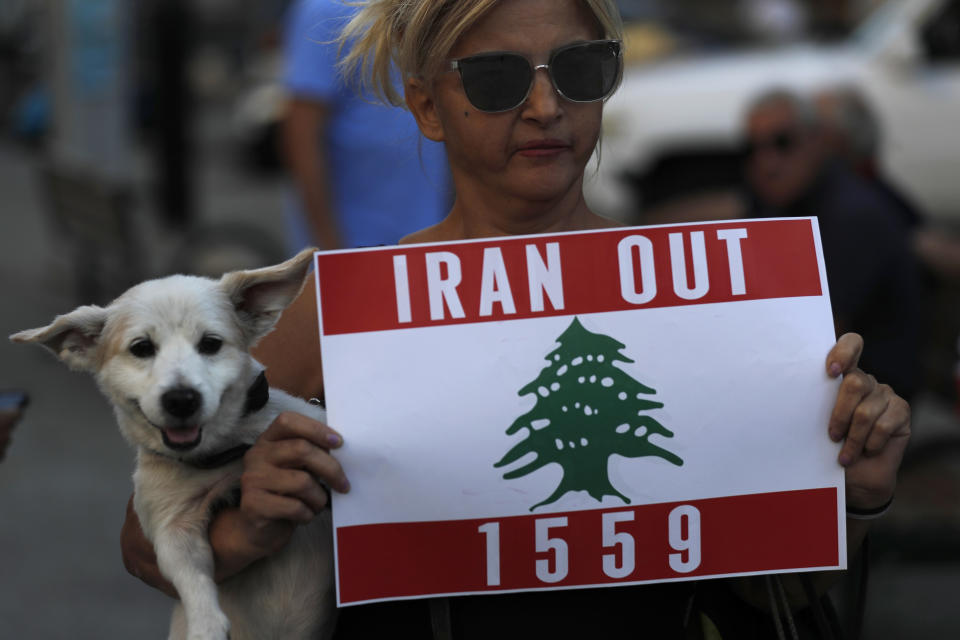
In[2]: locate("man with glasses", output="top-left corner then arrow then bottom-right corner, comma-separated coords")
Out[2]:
743,88 -> 923,402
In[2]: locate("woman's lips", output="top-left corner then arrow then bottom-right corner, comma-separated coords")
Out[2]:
516,140 -> 570,157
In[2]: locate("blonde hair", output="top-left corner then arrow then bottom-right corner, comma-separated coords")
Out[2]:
338,0 -> 624,107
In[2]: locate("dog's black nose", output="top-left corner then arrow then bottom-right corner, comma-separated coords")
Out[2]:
161,388 -> 202,419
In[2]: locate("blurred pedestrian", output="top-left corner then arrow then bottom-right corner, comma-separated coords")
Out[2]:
0,390 -> 28,462
0,411 -> 21,462
146,0 -> 194,228
743,88 -> 923,400
281,0 -> 450,250
814,84 -> 923,228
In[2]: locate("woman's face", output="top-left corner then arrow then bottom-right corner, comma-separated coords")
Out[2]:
418,0 -> 605,210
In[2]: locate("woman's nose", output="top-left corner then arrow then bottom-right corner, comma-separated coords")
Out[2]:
521,67 -> 562,123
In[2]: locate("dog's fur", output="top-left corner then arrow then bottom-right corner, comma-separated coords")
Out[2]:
11,249 -> 335,640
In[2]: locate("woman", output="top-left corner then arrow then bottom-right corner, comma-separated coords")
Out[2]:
123,0 -> 910,636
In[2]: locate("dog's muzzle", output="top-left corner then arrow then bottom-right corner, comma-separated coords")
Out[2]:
129,389 -> 202,451
158,387 -> 204,450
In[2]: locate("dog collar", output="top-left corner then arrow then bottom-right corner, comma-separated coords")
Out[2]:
243,370 -> 269,417
190,443 -> 252,470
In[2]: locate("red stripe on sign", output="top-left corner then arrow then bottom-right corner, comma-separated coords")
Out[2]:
336,487 -> 839,605
316,219 -> 823,336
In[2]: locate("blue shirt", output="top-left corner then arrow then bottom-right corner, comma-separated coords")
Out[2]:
283,0 -> 449,248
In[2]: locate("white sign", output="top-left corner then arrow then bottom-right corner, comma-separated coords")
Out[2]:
314,218 -> 845,606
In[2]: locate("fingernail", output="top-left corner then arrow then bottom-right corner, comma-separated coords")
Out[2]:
829,363 -> 842,378
340,477 -> 351,493
829,430 -> 842,442
838,453 -> 851,466
327,433 -> 342,447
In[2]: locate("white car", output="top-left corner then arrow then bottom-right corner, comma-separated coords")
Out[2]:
588,0 -> 960,225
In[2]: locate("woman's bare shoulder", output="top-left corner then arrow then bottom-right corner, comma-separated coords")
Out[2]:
586,212 -> 626,230
399,222 -> 449,245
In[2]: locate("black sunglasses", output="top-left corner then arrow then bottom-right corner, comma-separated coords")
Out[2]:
745,130 -> 802,158
447,40 -> 622,113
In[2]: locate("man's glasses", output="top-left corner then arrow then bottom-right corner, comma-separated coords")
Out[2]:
745,130 -> 802,158
447,40 -> 622,113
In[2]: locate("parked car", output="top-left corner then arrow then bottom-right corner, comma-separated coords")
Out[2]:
587,0 -> 960,225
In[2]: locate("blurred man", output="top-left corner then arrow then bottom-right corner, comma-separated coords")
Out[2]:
743,89 -> 923,400
814,85 -> 923,228
281,0 -> 450,250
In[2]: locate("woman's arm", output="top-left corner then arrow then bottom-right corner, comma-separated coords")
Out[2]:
121,496 -> 175,597
121,496 -> 302,599
254,283 -> 326,401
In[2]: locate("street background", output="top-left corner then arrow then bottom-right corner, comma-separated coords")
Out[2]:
2,0 -> 959,637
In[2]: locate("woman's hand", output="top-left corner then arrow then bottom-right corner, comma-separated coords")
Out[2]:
230,411 -> 349,561
826,333 -> 911,511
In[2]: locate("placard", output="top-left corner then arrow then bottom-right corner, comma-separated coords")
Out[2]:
314,218 -> 846,606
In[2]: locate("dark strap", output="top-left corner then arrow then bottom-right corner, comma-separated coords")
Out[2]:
242,370 -> 269,417
429,598 -> 452,640
189,443 -> 252,470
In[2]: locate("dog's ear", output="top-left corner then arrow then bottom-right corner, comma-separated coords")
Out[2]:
220,248 -> 317,343
10,305 -> 108,371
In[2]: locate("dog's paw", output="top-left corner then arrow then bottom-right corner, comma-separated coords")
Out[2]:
186,612 -> 230,640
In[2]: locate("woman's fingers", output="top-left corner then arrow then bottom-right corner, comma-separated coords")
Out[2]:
243,466 -> 331,512
241,485 -> 319,525
863,386 -> 910,455
828,368 -> 875,439
830,370 -> 908,466
826,332 -> 864,378
253,436 -> 350,493
260,411 -> 344,450
833,371 -> 884,464
249,411 -> 349,489
239,411 -> 348,530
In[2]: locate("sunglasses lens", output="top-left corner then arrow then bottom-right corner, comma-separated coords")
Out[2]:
458,53 -> 532,112
455,41 -> 620,112
746,130 -> 800,157
552,41 -> 620,102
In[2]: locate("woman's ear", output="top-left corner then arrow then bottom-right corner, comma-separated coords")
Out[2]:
406,77 -> 445,142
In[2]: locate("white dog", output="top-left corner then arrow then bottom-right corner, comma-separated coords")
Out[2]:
11,249 -> 336,640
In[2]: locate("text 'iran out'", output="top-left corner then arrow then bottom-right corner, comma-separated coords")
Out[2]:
392,229 -> 750,322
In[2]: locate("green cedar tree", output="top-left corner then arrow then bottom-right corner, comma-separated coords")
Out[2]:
495,317 -> 683,511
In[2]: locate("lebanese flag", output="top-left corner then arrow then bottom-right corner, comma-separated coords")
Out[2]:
314,218 -> 845,606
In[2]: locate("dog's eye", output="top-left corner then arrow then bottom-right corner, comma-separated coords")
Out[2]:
129,339 -> 156,359
198,335 -> 223,355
